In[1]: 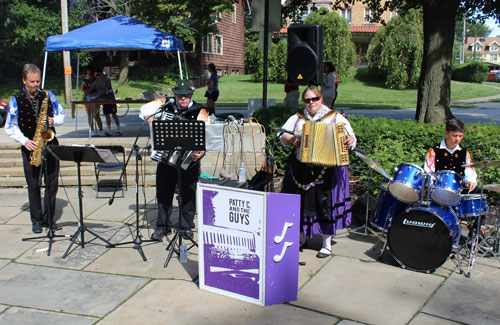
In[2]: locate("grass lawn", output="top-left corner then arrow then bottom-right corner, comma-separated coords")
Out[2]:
1,67 -> 499,110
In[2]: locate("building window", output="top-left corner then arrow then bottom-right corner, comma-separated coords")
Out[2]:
215,35 -> 223,55
232,4 -> 237,23
364,7 -> 373,24
492,45 -> 499,51
340,8 -> 352,23
390,10 -> 398,19
491,54 -> 498,61
202,34 -> 214,54
476,45 -> 481,51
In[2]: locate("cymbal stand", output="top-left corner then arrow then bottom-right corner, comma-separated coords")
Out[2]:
477,204 -> 499,259
350,167 -> 377,236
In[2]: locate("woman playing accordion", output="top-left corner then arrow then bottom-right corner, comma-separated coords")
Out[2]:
280,86 -> 356,258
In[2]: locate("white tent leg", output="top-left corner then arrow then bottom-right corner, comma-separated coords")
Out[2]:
177,50 -> 183,79
75,52 -> 81,132
182,51 -> 189,80
42,51 -> 48,89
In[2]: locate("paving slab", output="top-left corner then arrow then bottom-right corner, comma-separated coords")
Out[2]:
86,231 -> 199,280
293,255 -> 444,325
0,225 -> 39,259
15,221 -> 129,270
5,197 -> 70,226
337,320 -> 368,325
0,206 -> 24,224
409,313 -> 463,325
0,305 -> 7,314
98,279 -> 339,325
0,260 -> 10,270
0,263 -> 148,317
0,306 -> 97,325
422,263 -> 500,325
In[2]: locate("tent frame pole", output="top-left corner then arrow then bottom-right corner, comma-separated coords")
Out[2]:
42,51 -> 48,89
177,50 -> 183,79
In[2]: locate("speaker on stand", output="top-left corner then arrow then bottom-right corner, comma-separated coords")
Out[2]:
287,24 -> 324,86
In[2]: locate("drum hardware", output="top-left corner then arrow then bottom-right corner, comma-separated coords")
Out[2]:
349,161 -> 378,237
483,184 -> 500,192
353,149 -> 392,180
462,159 -> 500,168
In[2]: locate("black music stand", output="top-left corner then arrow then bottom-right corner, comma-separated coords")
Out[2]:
151,120 -> 205,269
47,145 -> 116,258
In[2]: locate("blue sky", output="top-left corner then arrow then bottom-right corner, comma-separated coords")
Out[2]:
486,17 -> 500,37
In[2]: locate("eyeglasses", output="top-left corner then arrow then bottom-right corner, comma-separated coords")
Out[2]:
303,96 -> 320,104
176,93 -> 192,98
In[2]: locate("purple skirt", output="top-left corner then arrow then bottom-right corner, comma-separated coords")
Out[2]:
301,166 -> 352,237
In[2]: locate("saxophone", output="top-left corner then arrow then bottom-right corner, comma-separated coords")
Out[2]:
30,90 -> 55,167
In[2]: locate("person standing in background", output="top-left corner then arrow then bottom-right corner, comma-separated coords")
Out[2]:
322,62 -> 337,109
205,63 -> 219,116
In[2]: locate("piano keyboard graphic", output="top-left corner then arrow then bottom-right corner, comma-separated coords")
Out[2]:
203,225 -> 256,254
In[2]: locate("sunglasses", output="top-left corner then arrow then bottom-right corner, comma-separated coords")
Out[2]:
303,96 -> 320,104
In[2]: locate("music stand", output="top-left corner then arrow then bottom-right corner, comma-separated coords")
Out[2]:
151,120 -> 205,269
47,145 -> 116,258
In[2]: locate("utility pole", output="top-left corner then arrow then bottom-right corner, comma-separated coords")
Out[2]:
61,0 -> 72,104
461,18 -> 465,64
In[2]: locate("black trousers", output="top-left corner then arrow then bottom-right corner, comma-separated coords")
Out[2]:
21,142 -> 60,225
156,161 -> 200,231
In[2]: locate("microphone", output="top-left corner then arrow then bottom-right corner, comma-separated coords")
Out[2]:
157,97 -> 175,112
144,144 -> 152,150
279,128 -> 295,136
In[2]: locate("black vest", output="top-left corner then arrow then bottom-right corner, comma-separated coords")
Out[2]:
14,90 -> 54,140
434,144 -> 467,176
165,100 -> 206,120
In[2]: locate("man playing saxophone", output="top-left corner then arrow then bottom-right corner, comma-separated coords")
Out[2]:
5,63 -> 65,234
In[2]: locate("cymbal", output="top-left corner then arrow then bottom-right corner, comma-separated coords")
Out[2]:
483,184 -> 500,193
354,150 -> 392,179
462,160 -> 500,168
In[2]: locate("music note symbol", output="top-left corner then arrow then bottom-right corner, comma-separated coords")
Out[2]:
274,222 -> 294,244
274,242 -> 293,262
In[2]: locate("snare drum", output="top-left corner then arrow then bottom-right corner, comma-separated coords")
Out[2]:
457,194 -> 489,218
430,170 -> 462,206
371,186 -> 410,232
388,163 -> 424,203
388,204 -> 460,272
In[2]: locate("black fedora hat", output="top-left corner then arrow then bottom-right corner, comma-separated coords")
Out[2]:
172,79 -> 195,95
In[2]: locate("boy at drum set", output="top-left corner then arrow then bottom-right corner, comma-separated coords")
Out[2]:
365,118 -> 500,274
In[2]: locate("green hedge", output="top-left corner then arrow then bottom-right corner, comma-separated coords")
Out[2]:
452,61 -> 489,83
253,105 -> 500,202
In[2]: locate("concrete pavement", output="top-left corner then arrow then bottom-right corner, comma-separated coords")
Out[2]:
1,100 -> 500,324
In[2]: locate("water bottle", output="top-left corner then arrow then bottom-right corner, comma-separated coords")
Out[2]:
238,162 -> 246,183
179,242 -> 188,263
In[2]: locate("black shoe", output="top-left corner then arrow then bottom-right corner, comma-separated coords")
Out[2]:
32,223 -> 43,234
151,228 -> 172,241
181,229 -> 193,240
42,222 -> 63,230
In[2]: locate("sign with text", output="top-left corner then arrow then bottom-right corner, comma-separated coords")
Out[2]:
198,183 -> 300,305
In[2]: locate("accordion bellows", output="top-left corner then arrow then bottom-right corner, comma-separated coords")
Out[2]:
297,121 -> 350,167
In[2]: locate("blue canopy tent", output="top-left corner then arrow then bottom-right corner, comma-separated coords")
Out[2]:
43,14 -> 187,89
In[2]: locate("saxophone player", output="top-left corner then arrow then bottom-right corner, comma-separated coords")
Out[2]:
139,79 -> 209,241
4,64 -> 65,234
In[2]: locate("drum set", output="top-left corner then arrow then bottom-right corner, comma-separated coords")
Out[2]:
354,150 -> 500,276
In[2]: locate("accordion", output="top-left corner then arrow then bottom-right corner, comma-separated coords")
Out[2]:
297,121 -> 350,167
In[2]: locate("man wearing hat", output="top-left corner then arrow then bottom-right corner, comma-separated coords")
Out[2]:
139,79 -> 210,240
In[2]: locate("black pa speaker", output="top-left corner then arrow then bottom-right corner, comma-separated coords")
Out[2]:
287,24 -> 324,86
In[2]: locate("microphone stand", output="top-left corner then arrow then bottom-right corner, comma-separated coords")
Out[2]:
107,110 -> 161,261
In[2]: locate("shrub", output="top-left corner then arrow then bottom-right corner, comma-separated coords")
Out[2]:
367,9 -> 423,89
452,61 -> 489,83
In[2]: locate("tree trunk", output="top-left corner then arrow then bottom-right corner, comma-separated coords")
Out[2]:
118,51 -> 130,85
415,0 -> 459,123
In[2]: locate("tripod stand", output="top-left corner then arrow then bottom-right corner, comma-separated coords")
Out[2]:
47,145 -> 115,258
108,118 -> 156,261
22,139 -> 66,256
150,119 -> 205,269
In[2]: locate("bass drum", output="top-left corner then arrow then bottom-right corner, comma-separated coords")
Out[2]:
388,204 -> 460,272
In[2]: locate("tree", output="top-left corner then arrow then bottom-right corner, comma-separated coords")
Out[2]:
330,0 -> 500,123
303,7 -> 356,81
367,9 -> 423,89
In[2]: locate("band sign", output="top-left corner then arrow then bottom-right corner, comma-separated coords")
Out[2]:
297,74 -> 303,80
64,66 -> 72,75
